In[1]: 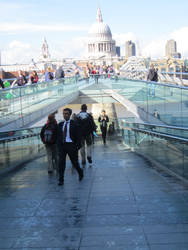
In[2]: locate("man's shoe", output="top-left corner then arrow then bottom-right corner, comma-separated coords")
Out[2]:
79,170 -> 84,181
82,160 -> 86,165
48,170 -> 53,174
58,180 -> 64,186
87,156 -> 92,164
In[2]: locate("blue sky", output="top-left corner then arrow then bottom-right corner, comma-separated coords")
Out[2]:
0,0 -> 188,64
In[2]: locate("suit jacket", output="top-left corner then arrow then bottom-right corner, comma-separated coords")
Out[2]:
57,120 -> 81,150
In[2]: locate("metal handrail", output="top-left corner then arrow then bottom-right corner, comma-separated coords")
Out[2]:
126,127 -> 188,144
0,76 -> 85,91
121,120 -> 188,131
0,132 -> 40,143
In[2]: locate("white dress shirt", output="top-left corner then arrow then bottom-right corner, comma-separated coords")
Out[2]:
62,119 -> 73,143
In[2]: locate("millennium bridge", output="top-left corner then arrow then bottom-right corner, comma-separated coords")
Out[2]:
0,75 -> 188,249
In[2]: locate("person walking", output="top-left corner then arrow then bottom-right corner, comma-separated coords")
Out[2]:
147,64 -> 158,82
57,108 -> 83,186
40,114 -> 58,174
0,78 -> 4,89
30,71 -> 39,84
16,70 -> 27,86
98,110 -> 109,144
45,67 -> 54,81
55,66 -> 65,80
76,104 -> 96,166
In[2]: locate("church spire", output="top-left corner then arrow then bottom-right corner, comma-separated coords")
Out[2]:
96,8 -> 103,22
40,37 -> 50,60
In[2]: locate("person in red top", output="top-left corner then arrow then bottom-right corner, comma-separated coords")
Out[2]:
30,71 -> 39,84
40,114 -> 58,173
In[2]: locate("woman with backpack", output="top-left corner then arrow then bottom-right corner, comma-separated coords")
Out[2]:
40,114 -> 58,174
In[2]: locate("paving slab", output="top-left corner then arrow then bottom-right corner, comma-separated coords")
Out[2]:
0,138 -> 188,249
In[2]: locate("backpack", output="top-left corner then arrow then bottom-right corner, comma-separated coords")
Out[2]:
77,112 -> 94,136
41,124 -> 56,144
48,72 -> 54,80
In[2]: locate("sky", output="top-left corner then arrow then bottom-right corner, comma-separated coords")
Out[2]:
0,0 -> 188,64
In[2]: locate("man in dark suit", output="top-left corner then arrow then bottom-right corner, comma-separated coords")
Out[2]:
57,108 -> 83,186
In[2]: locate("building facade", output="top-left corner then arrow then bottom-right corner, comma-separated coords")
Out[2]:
125,40 -> 136,58
87,8 -> 117,64
116,46 -> 121,57
165,39 -> 181,58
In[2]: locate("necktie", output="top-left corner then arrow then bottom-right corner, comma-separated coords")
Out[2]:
63,122 -> 68,143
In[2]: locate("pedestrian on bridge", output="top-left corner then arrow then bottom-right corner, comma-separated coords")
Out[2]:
40,114 -> 58,174
98,110 -> 109,144
57,108 -> 83,186
76,104 -> 96,166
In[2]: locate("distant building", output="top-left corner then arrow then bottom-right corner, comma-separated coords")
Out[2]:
171,52 -> 181,59
116,46 -> 120,57
125,41 -> 136,58
39,37 -> 51,62
165,39 -> 181,58
87,8 -> 117,65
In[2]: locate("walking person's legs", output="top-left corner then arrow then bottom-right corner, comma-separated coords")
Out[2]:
80,138 -> 86,165
101,127 -> 107,144
85,135 -> 92,164
67,144 -> 83,181
58,147 -> 67,185
45,145 -> 53,173
52,144 -> 58,170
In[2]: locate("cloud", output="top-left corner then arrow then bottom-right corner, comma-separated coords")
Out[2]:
51,36 -> 88,59
0,22 -> 89,33
3,26 -> 188,64
0,2 -> 23,9
2,37 -> 88,64
114,32 -> 137,46
2,41 -> 39,64
142,27 -> 188,58
113,32 -> 138,56
9,40 -> 31,49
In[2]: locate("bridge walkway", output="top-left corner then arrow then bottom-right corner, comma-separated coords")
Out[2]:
0,138 -> 188,249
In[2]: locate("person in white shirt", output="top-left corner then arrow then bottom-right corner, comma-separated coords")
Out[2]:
57,108 -> 83,186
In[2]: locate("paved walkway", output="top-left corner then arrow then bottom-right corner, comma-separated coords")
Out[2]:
0,138 -> 188,249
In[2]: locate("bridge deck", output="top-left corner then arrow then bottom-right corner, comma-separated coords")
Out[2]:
0,138 -> 188,249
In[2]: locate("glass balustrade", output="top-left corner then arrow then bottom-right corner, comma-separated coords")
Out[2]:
0,77 -> 92,128
122,124 -> 188,179
120,120 -> 188,139
104,77 -> 188,127
1,75 -> 188,129
0,127 -> 44,174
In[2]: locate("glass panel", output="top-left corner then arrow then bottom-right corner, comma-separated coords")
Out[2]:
0,130 -> 44,173
0,77 -> 92,128
122,126 -> 188,181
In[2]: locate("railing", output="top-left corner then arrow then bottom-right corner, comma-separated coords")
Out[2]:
120,69 -> 188,86
0,127 -> 44,175
120,121 -> 188,139
121,121 -> 188,181
1,119 -> 188,181
0,76 -> 94,128
100,76 -> 188,128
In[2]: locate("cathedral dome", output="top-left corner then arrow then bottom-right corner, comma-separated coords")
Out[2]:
88,8 -> 112,41
87,8 -> 116,59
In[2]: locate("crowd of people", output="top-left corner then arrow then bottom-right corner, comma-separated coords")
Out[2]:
0,67 -> 65,89
84,65 -> 118,79
0,62 -> 161,90
40,104 -> 114,186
